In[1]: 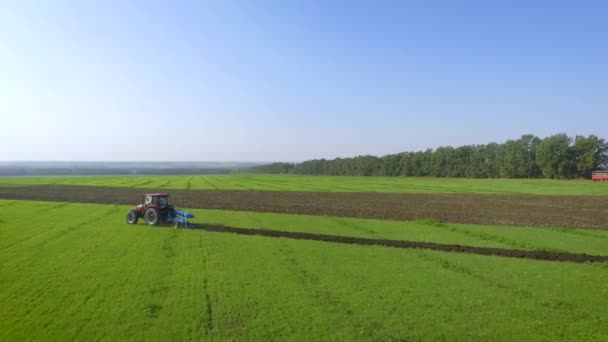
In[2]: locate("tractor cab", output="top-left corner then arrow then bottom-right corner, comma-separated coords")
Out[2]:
143,193 -> 171,207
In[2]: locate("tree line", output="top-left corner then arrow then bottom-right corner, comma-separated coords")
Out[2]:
241,133 -> 608,179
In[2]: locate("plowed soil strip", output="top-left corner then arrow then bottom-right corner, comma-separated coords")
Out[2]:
200,224 -> 608,263
0,185 -> 607,228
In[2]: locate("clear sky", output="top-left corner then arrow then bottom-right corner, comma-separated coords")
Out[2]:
1,0 -> 606,162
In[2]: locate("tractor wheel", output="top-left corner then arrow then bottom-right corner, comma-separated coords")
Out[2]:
126,210 -> 139,224
144,208 -> 160,226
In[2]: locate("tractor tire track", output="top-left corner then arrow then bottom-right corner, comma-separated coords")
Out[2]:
199,235 -> 214,339
274,244 -> 387,339
200,176 -> 219,190
414,251 -> 580,312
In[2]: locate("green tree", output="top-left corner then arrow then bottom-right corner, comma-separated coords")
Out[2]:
479,143 -> 501,178
381,154 -> 402,176
293,159 -> 326,175
430,147 -> 454,177
240,162 -> 294,174
499,135 -> 541,178
535,134 -> 576,179
411,150 -> 432,176
572,135 -> 608,178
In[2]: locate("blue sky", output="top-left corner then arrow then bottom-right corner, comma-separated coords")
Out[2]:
1,0 -> 606,161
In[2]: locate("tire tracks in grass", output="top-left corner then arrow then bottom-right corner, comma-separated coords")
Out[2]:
47,247 -> 112,336
276,244 -> 343,309
200,176 -> 219,190
274,243 -> 386,340
40,206 -> 121,247
109,229 -> 173,330
1,205 -> 119,252
0,203 -> 12,227
147,230 -> 180,313
429,222 -> 608,255
130,180 -> 153,188
207,176 -> 249,190
67,213 -> 127,338
242,180 -> 287,191
277,181 -> 323,192
413,251 -> 599,322
0,202 -> 15,225
36,202 -> 69,213
327,185 -> 364,192
237,176 -> 302,191
199,234 -> 214,339
161,230 -> 179,259
0,200 -> 17,208
276,243 -> 410,340
11,205 -> 119,260
109,178 -> 141,187
330,217 -> 378,236
157,178 -> 173,188
422,221 -> 542,251
134,229 -> 182,333
552,227 -> 608,240
201,176 -> 232,189
3,206 -> 124,329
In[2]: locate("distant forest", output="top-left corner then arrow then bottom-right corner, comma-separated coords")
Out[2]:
242,134 -> 608,179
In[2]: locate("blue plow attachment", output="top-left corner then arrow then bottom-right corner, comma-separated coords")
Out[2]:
166,209 -> 196,228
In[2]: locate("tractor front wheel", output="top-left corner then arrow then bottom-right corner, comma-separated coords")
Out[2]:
126,210 -> 139,224
145,208 -> 160,226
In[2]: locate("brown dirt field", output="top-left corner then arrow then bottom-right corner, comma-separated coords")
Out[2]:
199,224 -> 608,263
0,185 -> 607,228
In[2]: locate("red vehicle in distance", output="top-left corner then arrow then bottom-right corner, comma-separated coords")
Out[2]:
592,170 -> 608,181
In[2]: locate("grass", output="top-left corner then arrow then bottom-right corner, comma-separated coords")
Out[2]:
1,200 -> 607,340
1,174 -> 607,195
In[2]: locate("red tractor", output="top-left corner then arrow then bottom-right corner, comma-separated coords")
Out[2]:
126,193 -> 176,226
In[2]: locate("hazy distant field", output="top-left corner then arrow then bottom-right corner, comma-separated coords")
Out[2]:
1,174 -> 606,195
2,200 -> 607,340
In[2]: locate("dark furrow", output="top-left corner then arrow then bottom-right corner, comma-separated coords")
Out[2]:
199,224 -> 608,264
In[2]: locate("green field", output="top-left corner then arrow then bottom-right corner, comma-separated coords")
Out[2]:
1,199 -> 607,340
1,174 -> 607,195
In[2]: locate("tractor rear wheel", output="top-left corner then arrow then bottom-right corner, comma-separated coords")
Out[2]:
145,208 -> 160,226
126,210 -> 139,224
